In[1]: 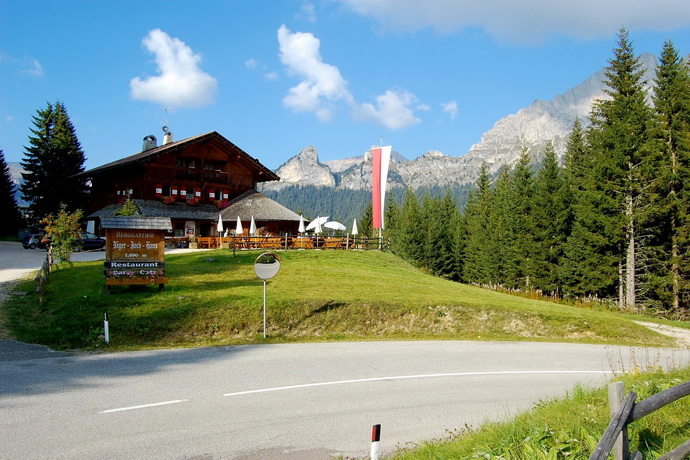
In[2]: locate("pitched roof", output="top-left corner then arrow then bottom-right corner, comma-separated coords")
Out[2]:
100,216 -> 172,231
88,200 -> 220,221
88,192 -> 301,224
220,190 -> 302,222
77,131 -> 279,182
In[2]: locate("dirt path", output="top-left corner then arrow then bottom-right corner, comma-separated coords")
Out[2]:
635,321 -> 690,348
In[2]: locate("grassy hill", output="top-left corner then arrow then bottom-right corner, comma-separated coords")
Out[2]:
4,250 -> 683,350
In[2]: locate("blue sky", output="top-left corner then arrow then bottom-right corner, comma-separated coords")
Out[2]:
2,1 -> 690,171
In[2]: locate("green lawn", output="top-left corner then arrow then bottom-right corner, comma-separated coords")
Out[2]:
3,249 -> 683,350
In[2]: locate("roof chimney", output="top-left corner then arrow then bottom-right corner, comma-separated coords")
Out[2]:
142,135 -> 157,151
162,125 -> 173,145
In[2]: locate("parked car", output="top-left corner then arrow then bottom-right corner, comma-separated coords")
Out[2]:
74,232 -> 106,251
37,232 -> 106,251
22,233 -> 44,249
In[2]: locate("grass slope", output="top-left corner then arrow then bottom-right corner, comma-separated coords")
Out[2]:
4,250 -> 680,350
390,366 -> 690,459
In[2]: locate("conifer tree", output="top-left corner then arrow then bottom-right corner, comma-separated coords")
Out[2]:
397,187 -> 424,262
650,40 -> 690,313
587,28 -> 655,310
505,147 -> 534,289
488,166 -> 513,286
462,164 -> 494,284
531,142 -> 569,295
20,101 -> 88,224
0,150 -> 23,236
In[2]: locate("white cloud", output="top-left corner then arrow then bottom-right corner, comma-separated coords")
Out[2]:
277,24 -> 354,121
441,101 -> 458,119
356,89 -> 421,129
277,25 -> 420,128
334,0 -> 690,43
130,29 -> 217,108
244,58 -> 258,69
297,2 -> 317,22
22,59 -> 43,77
0,52 -> 44,77
264,71 -> 279,81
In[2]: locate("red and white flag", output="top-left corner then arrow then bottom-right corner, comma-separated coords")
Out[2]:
371,145 -> 392,229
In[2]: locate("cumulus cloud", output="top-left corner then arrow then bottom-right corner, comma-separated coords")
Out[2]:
244,58 -> 258,69
356,89 -> 421,129
334,0 -> 690,43
277,24 -> 420,128
278,24 -> 354,121
441,101 -> 458,119
130,29 -> 217,108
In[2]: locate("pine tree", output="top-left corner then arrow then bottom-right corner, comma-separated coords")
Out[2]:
587,28 -> 655,310
650,40 -> 690,313
531,142 -> 569,295
397,187 -> 424,263
0,150 -> 23,236
20,101 -> 88,224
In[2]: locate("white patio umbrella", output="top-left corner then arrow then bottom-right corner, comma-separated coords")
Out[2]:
324,221 -> 346,231
306,216 -> 329,231
216,214 -> 224,235
351,218 -> 359,235
249,216 -> 258,236
235,216 -> 244,235
298,215 -> 306,234
314,216 -> 323,235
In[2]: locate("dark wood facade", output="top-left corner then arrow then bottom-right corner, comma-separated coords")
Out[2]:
80,131 -> 279,214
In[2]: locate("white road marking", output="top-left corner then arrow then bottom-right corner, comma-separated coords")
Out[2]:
100,399 -> 188,413
223,370 -> 611,397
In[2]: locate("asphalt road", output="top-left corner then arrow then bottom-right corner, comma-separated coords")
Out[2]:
2,241 -> 690,459
2,340 -> 689,459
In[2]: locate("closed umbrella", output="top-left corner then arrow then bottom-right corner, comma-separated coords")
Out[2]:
351,218 -> 358,235
217,214 -> 224,247
235,216 -> 243,235
250,216 -> 257,236
298,215 -> 305,234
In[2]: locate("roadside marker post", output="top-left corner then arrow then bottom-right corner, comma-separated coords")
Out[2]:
103,312 -> 110,344
371,424 -> 381,460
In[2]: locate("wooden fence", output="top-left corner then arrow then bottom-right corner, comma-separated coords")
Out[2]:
173,235 -> 390,251
589,380 -> 690,460
34,250 -> 53,304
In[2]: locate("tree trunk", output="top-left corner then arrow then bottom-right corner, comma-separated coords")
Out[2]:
626,193 -> 636,311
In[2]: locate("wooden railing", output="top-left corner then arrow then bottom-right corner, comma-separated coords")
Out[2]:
176,235 -> 389,251
34,251 -> 53,304
590,380 -> 690,460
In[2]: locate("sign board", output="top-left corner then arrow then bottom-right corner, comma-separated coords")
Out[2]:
100,217 -> 172,293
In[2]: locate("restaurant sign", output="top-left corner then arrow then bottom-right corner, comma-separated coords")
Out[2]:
100,217 -> 172,293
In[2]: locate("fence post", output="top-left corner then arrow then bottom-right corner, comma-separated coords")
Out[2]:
608,381 -> 628,460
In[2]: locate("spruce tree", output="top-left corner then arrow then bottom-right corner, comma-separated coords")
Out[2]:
587,28 -> 655,310
532,142 -> 569,295
650,40 -> 690,313
20,101 -> 88,224
505,147 -> 535,289
488,166 -> 513,286
0,150 -> 23,236
462,164 -> 494,284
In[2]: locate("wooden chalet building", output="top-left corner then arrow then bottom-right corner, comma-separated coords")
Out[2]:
79,131 -> 302,239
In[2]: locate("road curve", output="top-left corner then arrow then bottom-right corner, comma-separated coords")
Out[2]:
2,340 -> 689,459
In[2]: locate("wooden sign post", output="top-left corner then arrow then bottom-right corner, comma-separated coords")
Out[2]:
101,217 -> 172,293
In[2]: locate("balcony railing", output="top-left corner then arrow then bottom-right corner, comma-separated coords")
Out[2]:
175,169 -> 229,183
